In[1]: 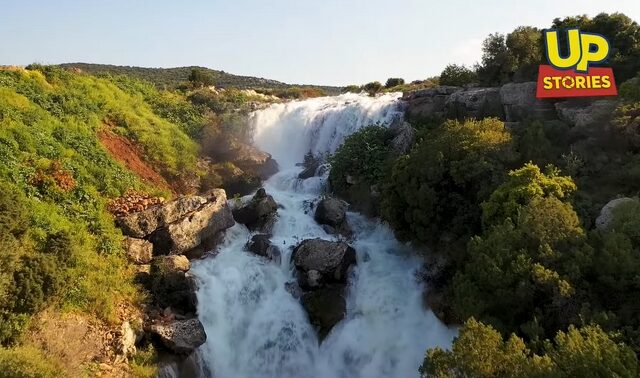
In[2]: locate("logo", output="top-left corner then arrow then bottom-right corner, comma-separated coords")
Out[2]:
536,29 -> 617,98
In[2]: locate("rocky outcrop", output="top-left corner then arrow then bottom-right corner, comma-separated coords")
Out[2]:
123,237 -> 153,264
298,152 -> 321,179
228,143 -> 279,180
314,198 -> 351,237
555,99 -> 618,133
499,82 -> 557,123
151,256 -> 197,315
117,189 -> 234,258
291,238 -> 357,340
595,197 -> 637,230
149,189 -> 234,255
148,318 -> 207,354
402,86 -> 462,121
389,121 -> 415,154
446,87 -> 503,120
233,188 -> 278,232
245,234 -> 281,263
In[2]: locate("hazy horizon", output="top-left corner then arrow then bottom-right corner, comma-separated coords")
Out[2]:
1,0 -> 639,86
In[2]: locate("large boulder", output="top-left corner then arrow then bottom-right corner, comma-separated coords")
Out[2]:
151,256 -> 197,315
117,196 -> 208,239
148,318 -> 207,354
595,197 -> 637,230
150,189 -> 234,255
292,239 -> 356,286
445,87 -> 503,120
500,82 -> 557,123
402,86 -> 463,121
245,234 -> 281,263
232,188 -> 278,232
314,198 -> 351,236
229,143 -> 279,180
301,285 -> 346,341
123,237 -> 153,264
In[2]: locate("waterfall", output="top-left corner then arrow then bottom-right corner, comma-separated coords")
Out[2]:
192,93 -> 456,378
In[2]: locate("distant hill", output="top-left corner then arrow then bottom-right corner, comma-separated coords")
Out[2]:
59,63 -> 342,94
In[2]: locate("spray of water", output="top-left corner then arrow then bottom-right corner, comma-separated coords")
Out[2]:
192,93 -> 456,378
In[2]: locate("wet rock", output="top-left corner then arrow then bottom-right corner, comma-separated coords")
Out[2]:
292,238 -> 356,287
285,282 -> 303,299
123,237 -> 153,264
232,188 -> 278,232
301,285 -> 346,341
230,143 -> 279,180
148,318 -> 207,354
149,189 -> 234,255
298,152 -> 321,179
245,234 -> 281,263
595,197 -> 637,230
314,198 -> 351,237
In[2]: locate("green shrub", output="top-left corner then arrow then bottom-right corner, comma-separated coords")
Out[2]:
0,346 -> 65,378
381,118 -> 517,249
439,64 -> 477,87
363,81 -> 383,96
384,78 -> 405,88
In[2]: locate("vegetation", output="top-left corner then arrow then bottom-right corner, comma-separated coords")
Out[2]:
363,81 -> 383,96
385,78 -> 405,88
439,64 -> 477,87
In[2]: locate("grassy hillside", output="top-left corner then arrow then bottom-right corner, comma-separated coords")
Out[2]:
0,65 -> 204,374
59,63 -> 342,95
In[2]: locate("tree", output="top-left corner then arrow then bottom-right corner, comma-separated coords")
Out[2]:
188,68 -> 215,88
439,64 -> 476,86
384,78 -> 405,88
381,118 -> 517,249
363,81 -> 383,96
421,319 -> 637,378
476,33 -> 514,86
506,26 -> 544,81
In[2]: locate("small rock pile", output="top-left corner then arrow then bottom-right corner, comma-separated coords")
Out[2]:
107,189 -> 165,218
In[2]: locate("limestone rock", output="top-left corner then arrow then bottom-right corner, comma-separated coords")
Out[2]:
150,189 -> 234,255
245,234 -> 281,263
445,87 -> 503,120
314,198 -> 351,236
402,86 -> 462,121
123,237 -> 153,264
555,99 -> 617,132
595,197 -> 637,230
500,82 -> 557,122
292,238 -> 356,286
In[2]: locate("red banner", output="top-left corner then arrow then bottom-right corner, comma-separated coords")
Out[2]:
536,65 -> 617,99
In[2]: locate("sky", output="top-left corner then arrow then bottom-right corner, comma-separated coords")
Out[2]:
1,1 -> 639,86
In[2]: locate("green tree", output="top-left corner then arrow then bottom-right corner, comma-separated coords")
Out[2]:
381,118 -> 517,250
384,78 -> 405,88
506,26 -> 544,81
188,68 -> 215,87
439,64 -> 477,86
363,81 -> 383,96
476,33 -> 514,86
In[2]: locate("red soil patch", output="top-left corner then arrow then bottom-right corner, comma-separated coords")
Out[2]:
98,128 -> 171,191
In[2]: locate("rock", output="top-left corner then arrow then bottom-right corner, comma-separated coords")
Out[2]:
389,121 -> 415,154
555,99 -> 617,133
285,282 -> 303,299
292,238 -> 356,286
117,196 -> 208,238
402,86 -> 463,121
500,82 -> 557,123
314,198 -> 350,236
148,318 -> 207,354
116,321 -> 137,360
301,286 -> 346,340
151,257 -> 197,315
123,237 -> 153,264
595,197 -> 637,230
230,143 -> 279,180
245,234 -> 281,263
232,188 -> 278,232
298,152 -> 321,179
149,189 -> 235,256
154,255 -> 190,272
445,87 -> 503,120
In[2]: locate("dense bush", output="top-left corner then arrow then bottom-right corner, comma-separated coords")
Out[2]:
439,64 -> 477,87
0,346 -> 65,378
381,118 -> 517,250
363,81 -> 383,96
421,319 -> 638,378
384,78 -> 405,88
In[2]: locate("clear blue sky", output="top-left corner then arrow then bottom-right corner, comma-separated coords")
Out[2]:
1,1 -> 638,86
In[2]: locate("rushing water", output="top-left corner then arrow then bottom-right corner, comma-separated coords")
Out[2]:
191,93 -> 457,378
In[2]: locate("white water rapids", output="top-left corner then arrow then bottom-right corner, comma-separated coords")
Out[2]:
190,93 -> 457,378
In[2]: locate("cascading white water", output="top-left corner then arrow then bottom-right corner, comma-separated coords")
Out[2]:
192,93 -> 457,378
